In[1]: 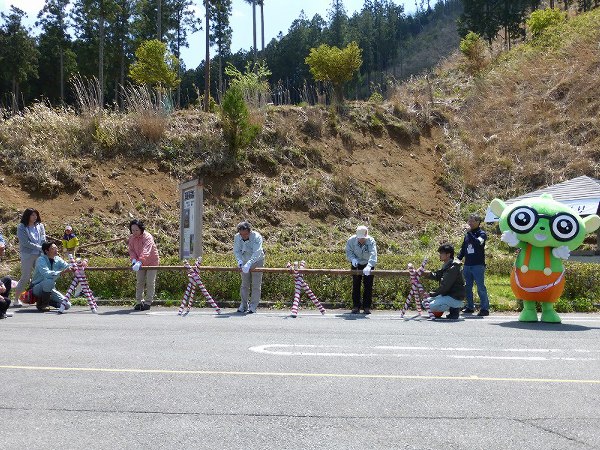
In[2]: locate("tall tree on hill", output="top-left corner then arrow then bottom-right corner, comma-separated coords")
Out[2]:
243,0 -> 257,64
326,0 -> 348,47
257,0 -> 265,51
204,0 -> 211,112
36,0 -> 75,104
71,0 -> 120,106
0,7 -> 39,111
106,0 -> 134,108
458,0 -> 501,43
210,0 -> 233,96
171,0 -> 202,106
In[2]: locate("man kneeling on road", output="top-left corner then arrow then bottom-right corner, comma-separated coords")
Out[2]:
424,243 -> 465,320
31,242 -> 73,314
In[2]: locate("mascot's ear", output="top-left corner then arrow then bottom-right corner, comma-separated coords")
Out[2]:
583,215 -> 600,234
489,199 -> 506,217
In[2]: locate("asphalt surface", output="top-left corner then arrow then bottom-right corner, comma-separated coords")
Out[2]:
2,306 -> 600,450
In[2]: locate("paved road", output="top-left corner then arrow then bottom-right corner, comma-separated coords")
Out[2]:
2,307 -> 600,450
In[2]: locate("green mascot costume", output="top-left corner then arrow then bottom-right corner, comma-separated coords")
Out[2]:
489,194 -> 600,323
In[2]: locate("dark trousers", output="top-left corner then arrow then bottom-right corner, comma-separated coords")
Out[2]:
0,276 -> 12,315
352,264 -> 374,309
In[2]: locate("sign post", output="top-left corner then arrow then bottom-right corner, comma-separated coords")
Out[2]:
179,179 -> 203,259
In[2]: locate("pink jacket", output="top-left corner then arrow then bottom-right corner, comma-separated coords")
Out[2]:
128,231 -> 160,266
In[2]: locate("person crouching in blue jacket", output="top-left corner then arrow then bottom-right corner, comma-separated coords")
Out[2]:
31,242 -> 73,314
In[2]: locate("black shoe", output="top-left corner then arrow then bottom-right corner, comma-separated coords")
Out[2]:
477,309 -> 489,317
446,307 -> 460,320
141,304 -> 151,311
363,309 -> 371,315
134,303 -> 143,310
462,307 -> 475,313
351,308 -> 360,314
236,308 -> 247,313
247,310 -> 255,314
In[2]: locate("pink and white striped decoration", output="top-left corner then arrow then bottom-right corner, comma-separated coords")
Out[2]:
177,259 -> 221,316
63,255 -> 98,313
400,258 -> 433,319
287,261 -> 326,318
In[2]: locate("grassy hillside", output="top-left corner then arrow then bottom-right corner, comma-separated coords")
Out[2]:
399,8 -> 600,203
0,8 -> 599,311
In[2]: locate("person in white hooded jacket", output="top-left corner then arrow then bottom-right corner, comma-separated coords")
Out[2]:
346,225 -> 377,314
233,221 -> 265,314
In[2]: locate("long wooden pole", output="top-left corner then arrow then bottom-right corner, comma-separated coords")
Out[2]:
83,265 -> 414,277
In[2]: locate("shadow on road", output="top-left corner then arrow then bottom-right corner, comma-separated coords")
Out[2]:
495,321 -> 599,331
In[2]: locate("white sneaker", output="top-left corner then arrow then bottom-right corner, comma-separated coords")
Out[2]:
4,311 -> 13,317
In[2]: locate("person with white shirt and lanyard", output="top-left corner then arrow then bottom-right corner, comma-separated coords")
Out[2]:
457,214 -> 490,316
233,221 -> 265,314
346,225 -> 377,314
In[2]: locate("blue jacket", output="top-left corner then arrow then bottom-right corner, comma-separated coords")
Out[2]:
31,254 -> 70,287
17,222 -> 46,256
346,235 -> 377,267
457,227 -> 487,266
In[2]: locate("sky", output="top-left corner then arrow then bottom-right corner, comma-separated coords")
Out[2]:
0,0 -> 417,69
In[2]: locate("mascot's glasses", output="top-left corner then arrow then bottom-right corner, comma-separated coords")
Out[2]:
507,206 -> 579,242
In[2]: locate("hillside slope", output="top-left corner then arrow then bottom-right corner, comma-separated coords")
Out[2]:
0,102 -> 450,257
1,9 -> 599,260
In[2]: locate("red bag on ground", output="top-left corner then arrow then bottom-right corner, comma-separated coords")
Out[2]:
19,289 -> 38,305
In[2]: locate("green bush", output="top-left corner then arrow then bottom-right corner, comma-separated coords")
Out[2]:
526,8 -> 567,39
459,31 -> 487,74
220,85 -> 260,157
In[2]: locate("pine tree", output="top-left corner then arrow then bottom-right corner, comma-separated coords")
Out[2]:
210,0 -> 233,95
326,0 -> 348,47
36,0 -> 75,104
0,7 -> 39,111
71,0 -> 120,106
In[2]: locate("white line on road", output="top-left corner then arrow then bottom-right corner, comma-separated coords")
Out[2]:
0,364 -> 598,384
249,344 -> 600,361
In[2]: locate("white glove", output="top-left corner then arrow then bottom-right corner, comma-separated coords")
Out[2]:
131,258 -> 137,267
477,236 -> 485,245
237,259 -> 243,268
552,246 -> 570,260
132,261 -> 142,271
242,262 -> 251,274
351,258 -> 358,267
501,230 -> 519,247
363,265 -> 372,276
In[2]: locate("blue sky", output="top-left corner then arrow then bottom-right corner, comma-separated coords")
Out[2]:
0,0 -> 416,69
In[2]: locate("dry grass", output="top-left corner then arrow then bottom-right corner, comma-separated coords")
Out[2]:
394,8 -> 600,204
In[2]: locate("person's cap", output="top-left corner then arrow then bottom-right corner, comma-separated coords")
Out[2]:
356,225 -> 368,239
65,225 -> 73,231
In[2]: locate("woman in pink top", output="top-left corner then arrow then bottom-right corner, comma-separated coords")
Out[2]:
128,219 -> 159,311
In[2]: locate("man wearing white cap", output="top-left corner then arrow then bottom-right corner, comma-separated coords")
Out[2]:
345,225 -> 378,314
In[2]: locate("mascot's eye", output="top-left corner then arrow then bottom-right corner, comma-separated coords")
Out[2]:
551,214 -> 578,241
508,207 -> 536,233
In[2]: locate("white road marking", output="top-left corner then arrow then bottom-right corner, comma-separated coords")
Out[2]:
249,344 -> 600,362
